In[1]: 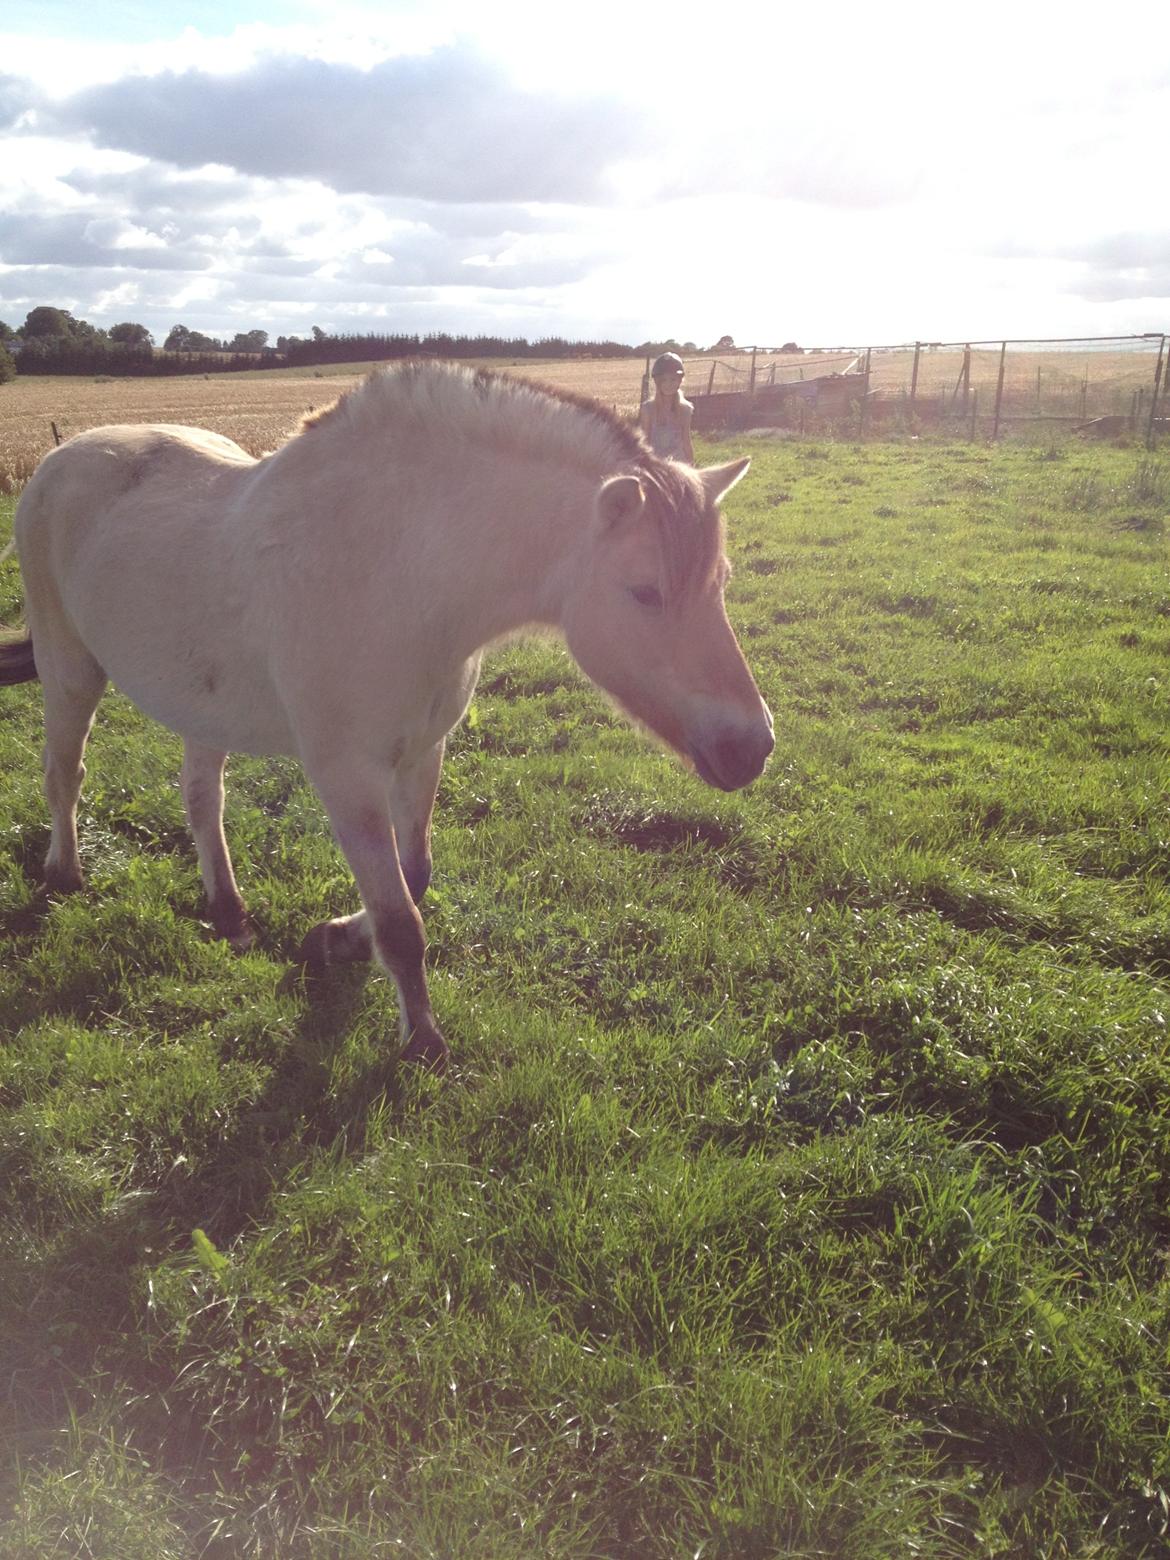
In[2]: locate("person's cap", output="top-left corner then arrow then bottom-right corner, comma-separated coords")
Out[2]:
652,352 -> 685,378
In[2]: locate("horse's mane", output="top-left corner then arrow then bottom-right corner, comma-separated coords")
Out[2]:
299,362 -> 723,599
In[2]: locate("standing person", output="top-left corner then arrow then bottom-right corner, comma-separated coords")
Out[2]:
640,351 -> 695,463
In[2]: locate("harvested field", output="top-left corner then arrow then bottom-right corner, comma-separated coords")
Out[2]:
864,343 -> 1164,417
0,360 -> 656,494
0,371 -> 371,493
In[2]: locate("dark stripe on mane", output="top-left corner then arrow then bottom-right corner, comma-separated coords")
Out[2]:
476,367 -> 724,601
475,366 -> 647,464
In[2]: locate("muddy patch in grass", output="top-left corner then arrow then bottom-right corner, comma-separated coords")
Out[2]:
576,793 -> 765,891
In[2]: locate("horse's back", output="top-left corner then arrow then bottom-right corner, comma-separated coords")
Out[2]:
19,421 -> 250,537
18,423 -> 252,577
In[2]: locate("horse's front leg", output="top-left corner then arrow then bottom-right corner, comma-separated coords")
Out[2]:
300,755 -> 449,1071
295,739 -> 444,965
389,739 -> 445,904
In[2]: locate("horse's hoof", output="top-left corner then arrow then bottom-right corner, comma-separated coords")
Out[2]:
210,903 -> 257,951
225,917 -> 257,952
297,918 -> 372,968
43,863 -> 84,895
400,1027 -> 450,1073
297,922 -> 334,968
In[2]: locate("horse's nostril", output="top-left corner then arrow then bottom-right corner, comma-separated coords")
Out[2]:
700,724 -> 773,791
721,737 -> 761,780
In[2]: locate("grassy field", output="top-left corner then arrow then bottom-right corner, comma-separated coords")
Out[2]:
2,427 -> 1170,1556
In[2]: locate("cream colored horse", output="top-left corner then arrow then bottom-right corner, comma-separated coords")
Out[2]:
1,363 -> 773,1069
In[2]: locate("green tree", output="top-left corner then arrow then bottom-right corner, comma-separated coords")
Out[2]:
0,341 -> 16,383
109,322 -> 154,348
23,306 -> 81,339
164,324 -> 220,352
228,329 -> 268,352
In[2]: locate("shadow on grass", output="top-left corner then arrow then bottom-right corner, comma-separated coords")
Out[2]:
162,955 -> 416,1241
1,949 -> 420,1460
919,878 -> 1170,978
575,794 -> 767,893
1,824 -> 56,939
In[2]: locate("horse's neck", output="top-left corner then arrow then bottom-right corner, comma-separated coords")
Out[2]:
274,393 -> 607,656
433,449 -> 588,652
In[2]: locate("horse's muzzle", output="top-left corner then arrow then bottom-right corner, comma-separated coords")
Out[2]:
689,721 -> 774,791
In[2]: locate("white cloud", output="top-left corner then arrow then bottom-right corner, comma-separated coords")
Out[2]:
0,2 -> 1167,344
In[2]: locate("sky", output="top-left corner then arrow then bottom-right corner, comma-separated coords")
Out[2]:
0,0 -> 1166,350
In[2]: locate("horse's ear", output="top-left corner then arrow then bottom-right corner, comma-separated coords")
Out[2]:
699,457 -> 751,506
597,474 -> 645,530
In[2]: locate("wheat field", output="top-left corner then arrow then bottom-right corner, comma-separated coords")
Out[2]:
0,371 -> 372,493
0,360 -> 658,494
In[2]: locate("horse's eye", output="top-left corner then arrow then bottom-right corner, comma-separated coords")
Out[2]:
630,584 -> 664,610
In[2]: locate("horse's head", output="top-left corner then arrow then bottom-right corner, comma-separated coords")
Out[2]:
563,456 -> 774,791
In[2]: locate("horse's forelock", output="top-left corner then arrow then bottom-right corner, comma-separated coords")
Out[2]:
637,459 -> 723,603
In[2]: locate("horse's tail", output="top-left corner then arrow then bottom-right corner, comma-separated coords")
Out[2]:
0,627 -> 38,685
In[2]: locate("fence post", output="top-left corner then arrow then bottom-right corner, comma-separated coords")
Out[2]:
909,342 -> 921,406
1148,335 -> 1166,448
992,342 -> 1007,440
749,348 -> 757,397
952,345 -> 971,407
706,359 -> 717,397
969,388 -> 978,443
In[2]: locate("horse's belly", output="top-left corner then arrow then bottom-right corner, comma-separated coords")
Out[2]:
52,518 -> 295,755
85,629 -> 292,755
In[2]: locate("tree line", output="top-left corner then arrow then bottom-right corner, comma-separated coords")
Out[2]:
0,307 -> 709,382
0,308 -> 286,379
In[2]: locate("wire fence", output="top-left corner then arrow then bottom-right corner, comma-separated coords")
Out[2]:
654,334 -> 1168,443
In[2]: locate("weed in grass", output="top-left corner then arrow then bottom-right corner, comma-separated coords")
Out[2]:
1130,457 -> 1167,505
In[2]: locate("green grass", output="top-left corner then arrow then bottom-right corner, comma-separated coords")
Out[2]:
2,434 -> 1170,1556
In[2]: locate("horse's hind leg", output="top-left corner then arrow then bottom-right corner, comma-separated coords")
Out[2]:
41,655 -> 106,893
180,741 -> 255,950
